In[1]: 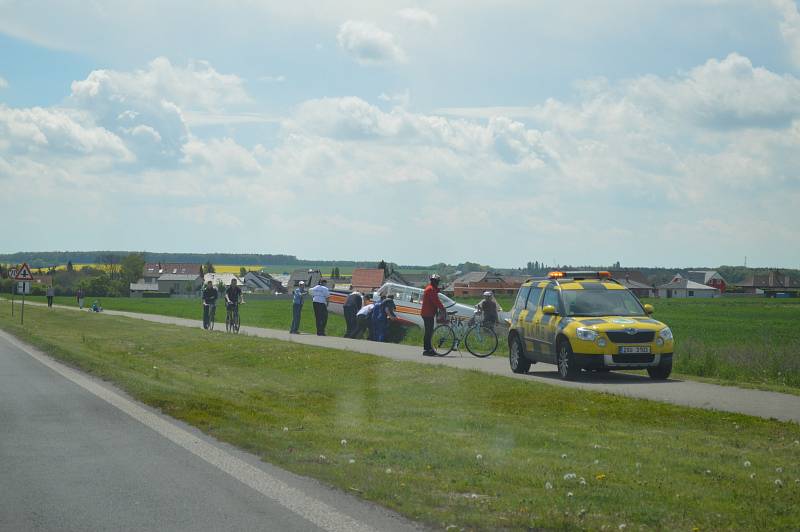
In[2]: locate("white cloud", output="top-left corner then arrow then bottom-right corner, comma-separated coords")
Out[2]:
259,75 -> 286,83
337,20 -> 407,66
397,7 -> 438,28
774,0 -> 800,67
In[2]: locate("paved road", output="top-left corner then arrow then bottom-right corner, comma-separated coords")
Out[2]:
7,300 -> 800,424
0,331 -> 422,532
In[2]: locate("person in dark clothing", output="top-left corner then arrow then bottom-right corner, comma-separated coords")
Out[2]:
371,293 -> 398,342
475,290 -> 502,327
342,291 -> 363,338
290,281 -> 306,334
202,280 -> 218,329
46,285 -> 55,308
420,274 -> 446,355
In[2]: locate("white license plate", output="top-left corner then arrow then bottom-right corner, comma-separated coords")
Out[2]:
619,346 -> 651,354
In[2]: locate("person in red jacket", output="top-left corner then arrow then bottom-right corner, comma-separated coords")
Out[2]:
420,274 -> 446,356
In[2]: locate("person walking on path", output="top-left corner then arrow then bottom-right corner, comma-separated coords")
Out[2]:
342,291 -> 363,338
309,279 -> 330,336
46,285 -> 55,308
421,274 -> 446,356
202,280 -> 218,330
289,281 -> 306,334
352,301 -> 374,339
76,287 -> 85,310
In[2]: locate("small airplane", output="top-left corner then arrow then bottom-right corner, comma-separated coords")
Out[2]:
328,282 -> 478,329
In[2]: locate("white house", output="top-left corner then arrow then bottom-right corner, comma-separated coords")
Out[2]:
656,274 -> 719,298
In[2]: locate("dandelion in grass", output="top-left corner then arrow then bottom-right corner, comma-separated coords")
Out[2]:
348,459 -> 355,464
564,473 -> 576,480
750,473 -> 756,479
579,477 -> 587,486
319,454 -> 326,461
282,426 -> 289,432
385,468 -> 392,474
545,481 -> 553,490
775,467 -> 783,473
775,479 -> 783,487
340,439 -> 347,446
476,454 -> 482,461
595,473 -> 606,481
635,462 -> 641,469
743,461 -> 751,467
594,459 -> 600,465
561,454 -> 568,459
567,491 -> 574,497
794,440 -> 799,445
705,469 -> 712,475
619,524 -> 626,530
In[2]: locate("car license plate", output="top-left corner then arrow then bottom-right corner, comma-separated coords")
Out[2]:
619,346 -> 651,354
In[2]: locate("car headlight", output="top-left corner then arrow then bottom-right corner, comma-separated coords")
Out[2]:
658,327 -> 673,342
576,327 -> 599,341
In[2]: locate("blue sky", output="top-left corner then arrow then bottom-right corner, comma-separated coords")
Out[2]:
1,1 -> 799,268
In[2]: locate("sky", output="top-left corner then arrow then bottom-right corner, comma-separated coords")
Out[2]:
1,0 -> 799,268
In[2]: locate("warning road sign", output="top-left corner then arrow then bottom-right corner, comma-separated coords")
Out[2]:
14,263 -> 34,281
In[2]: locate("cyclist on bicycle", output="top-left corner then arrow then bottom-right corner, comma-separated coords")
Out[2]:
202,280 -> 218,329
225,278 -> 243,310
421,274 -> 446,356
475,290 -> 502,328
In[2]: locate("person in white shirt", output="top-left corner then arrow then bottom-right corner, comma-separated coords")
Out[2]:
352,302 -> 375,340
309,279 -> 330,336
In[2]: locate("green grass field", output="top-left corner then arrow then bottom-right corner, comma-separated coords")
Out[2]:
30,294 -> 800,393
1,303 -> 799,530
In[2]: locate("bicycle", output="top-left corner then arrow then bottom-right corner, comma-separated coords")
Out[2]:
225,303 -> 240,333
431,310 -> 498,357
203,303 -> 216,331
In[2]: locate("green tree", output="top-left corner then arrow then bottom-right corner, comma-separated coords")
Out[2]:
121,253 -> 146,285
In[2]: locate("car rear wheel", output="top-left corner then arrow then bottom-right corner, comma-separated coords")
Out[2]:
647,357 -> 672,380
509,335 -> 531,374
556,340 -> 580,381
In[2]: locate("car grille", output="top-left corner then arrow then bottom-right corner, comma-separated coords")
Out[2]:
612,353 -> 655,364
606,330 -> 655,343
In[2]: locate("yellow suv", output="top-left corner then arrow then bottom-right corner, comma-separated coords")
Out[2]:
507,271 -> 674,380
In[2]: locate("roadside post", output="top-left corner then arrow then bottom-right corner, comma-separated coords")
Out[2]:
9,267 -> 18,317
14,263 -> 34,325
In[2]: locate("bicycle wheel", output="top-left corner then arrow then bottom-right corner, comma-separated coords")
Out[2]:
226,309 -> 232,332
233,310 -> 240,333
209,306 -> 215,331
465,325 -> 498,358
431,324 -> 456,356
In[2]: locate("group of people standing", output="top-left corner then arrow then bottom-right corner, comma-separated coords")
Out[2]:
198,273 -> 500,356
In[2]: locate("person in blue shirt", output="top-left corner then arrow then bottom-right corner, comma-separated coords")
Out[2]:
289,281 -> 306,334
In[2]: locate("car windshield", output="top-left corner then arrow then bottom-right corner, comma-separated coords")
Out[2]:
561,288 -> 644,317
438,293 -> 455,307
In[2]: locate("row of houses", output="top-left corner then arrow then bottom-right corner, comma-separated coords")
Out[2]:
130,263 -> 799,299
130,263 -> 285,296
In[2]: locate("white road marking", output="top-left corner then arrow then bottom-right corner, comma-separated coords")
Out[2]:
0,330 -> 376,532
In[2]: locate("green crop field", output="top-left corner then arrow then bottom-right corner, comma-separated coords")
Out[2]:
20,295 -> 800,392
1,303 -> 799,531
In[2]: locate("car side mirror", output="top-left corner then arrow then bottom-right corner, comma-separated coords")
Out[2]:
644,304 -> 654,315
543,305 -> 557,315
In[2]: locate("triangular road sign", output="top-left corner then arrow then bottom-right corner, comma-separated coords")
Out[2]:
15,263 -> 34,281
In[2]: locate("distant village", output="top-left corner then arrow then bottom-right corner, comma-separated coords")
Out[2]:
1,253 -> 798,299
131,265 -> 799,299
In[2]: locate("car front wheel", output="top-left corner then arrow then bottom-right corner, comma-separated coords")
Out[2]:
647,357 -> 672,380
556,340 -> 580,381
509,335 -> 531,374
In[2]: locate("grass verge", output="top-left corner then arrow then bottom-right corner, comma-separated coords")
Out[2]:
1,302 -> 799,530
